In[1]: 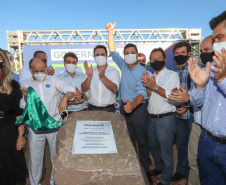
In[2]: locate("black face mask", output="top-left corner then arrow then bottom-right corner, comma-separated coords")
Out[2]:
174,55 -> 189,65
0,62 -> 3,69
151,60 -> 165,71
200,52 -> 214,65
140,63 -> 145,67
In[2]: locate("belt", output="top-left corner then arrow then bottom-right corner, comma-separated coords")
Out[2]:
0,110 -> 14,119
89,104 -> 115,110
149,112 -> 174,118
207,130 -> 226,144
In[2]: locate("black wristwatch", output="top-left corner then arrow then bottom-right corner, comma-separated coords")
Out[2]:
81,93 -> 85,99
18,132 -> 25,137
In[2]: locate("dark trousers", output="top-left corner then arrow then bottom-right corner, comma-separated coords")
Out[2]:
198,129 -> 226,185
120,102 -> 150,173
88,104 -> 115,113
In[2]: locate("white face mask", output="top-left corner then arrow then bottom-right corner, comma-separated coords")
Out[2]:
10,61 -> 13,68
33,72 -> 46,82
66,64 -> 77,74
124,54 -> 137,65
213,41 -> 226,55
95,56 -> 107,66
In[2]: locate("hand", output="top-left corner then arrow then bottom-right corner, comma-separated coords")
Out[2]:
84,61 -> 93,77
74,87 -> 84,104
176,107 -> 188,115
187,58 -> 210,89
106,22 -> 117,32
58,97 -> 68,113
168,85 -> 190,103
142,74 -> 157,90
211,48 -> 226,82
16,135 -> 26,150
20,87 -> 28,96
47,65 -> 55,76
124,98 -> 134,113
98,65 -> 106,79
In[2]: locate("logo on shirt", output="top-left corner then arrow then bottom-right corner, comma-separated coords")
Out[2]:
46,84 -> 51,88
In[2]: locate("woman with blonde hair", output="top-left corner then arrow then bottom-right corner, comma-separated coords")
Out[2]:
0,49 -> 28,185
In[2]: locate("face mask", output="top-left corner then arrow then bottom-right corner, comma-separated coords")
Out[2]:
66,64 -> 77,74
95,56 -> 107,66
0,61 -> 3,69
124,54 -> 137,65
174,55 -> 189,65
200,52 -> 214,65
33,72 -> 46,82
151,60 -> 165,71
213,41 -> 226,55
140,63 -> 145,67
10,61 -> 13,68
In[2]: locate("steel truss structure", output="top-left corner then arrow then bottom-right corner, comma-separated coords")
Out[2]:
6,28 -> 201,72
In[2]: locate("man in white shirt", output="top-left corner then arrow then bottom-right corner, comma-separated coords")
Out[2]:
19,50 -> 55,83
57,52 -> 90,112
142,48 -> 180,185
81,45 -> 120,112
20,58 -> 74,185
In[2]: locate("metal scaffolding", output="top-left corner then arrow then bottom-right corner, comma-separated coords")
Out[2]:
6,28 -> 201,72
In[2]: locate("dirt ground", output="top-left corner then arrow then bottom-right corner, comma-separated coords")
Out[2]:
24,141 -> 187,185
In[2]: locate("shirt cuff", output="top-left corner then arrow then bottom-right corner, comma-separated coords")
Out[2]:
217,77 -> 226,94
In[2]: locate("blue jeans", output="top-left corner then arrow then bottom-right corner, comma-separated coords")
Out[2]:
147,114 -> 175,185
175,118 -> 193,176
198,129 -> 226,185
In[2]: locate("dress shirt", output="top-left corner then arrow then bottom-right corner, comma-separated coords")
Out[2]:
109,51 -> 148,103
88,65 -> 120,107
148,67 -> 180,114
20,75 -> 75,121
19,68 -> 32,83
12,72 -> 19,82
190,62 -> 226,136
57,71 -> 90,111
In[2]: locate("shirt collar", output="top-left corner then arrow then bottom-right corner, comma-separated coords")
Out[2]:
154,66 -> 167,76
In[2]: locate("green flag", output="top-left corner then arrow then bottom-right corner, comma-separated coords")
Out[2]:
16,86 -> 65,130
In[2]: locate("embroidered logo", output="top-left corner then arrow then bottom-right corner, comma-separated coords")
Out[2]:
46,84 -> 50,88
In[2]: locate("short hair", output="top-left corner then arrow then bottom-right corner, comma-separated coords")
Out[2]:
138,53 -> 146,58
149,47 -> 166,60
63,52 -> 78,63
29,58 -> 47,68
209,11 -> 226,30
123,43 -> 138,54
33,51 -> 47,58
93,45 -> 108,56
173,42 -> 191,54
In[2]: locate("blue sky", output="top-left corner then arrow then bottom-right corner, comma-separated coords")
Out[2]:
1,0 -> 225,50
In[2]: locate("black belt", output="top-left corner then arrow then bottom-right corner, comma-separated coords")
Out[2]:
89,104 -> 115,110
0,110 -> 14,119
149,112 -> 174,118
207,130 -> 226,144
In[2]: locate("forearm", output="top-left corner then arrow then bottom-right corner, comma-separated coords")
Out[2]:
155,86 -> 167,99
100,76 -> 118,93
63,92 -> 75,101
81,76 -> 92,92
147,88 -> 152,97
108,30 -> 116,52
131,94 -> 144,109
17,123 -> 25,133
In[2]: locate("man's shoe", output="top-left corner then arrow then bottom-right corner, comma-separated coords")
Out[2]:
157,182 -> 164,185
150,169 -> 162,176
171,172 -> 187,182
146,171 -> 153,185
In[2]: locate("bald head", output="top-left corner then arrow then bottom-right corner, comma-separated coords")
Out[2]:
29,58 -> 47,74
200,35 -> 213,53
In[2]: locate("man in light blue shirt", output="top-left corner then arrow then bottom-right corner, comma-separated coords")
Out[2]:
57,52 -> 89,112
106,22 -> 152,184
189,11 -> 226,185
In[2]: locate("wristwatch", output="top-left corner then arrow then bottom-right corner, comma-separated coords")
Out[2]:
18,132 -> 25,137
81,93 -> 85,99
154,85 -> 159,92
